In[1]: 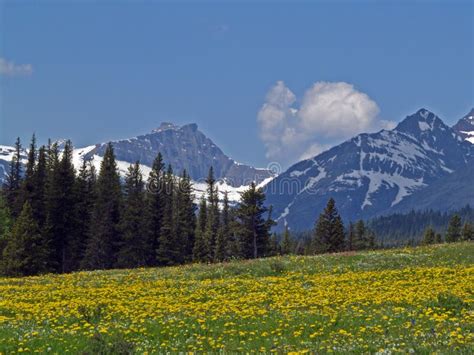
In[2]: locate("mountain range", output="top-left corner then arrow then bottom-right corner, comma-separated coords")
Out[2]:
0,123 -> 274,203
265,108 -> 474,230
1,108 -> 472,230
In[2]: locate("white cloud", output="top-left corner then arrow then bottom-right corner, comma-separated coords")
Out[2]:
299,143 -> 331,161
257,81 -> 395,166
0,57 -> 33,76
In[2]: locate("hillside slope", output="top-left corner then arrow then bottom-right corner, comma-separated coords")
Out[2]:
0,242 -> 472,353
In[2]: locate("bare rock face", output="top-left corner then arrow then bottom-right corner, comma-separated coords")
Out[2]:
82,123 -> 272,187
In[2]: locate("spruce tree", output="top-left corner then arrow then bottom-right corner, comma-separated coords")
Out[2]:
445,214 -> 462,243
236,182 -> 273,259
204,167 -> 220,261
269,233 -> 280,256
156,165 -> 178,266
20,134 -> 37,209
353,220 -> 367,251
312,198 -> 345,254
116,162 -> 148,268
20,138 -> 48,229
421,226 -> 436,245
4,137 -> 23,218
68,160 -> 96,271
44,140 -> 76,272
2,202 -> 49,276
193,197 -> 209,262
435,233 -> 443,244
215,191 -> 230,262
31,146 -> 48,228
461,222 -> 474,241
347,222 -> 355,251
82,143 -> 122,270
0,194 -> 12,260
175,170 -> 196,263
46,139 -> 60,173
281,226 -> 292,255
367,229 -> 376,249
227,208 -> 241,258
145,153 -> 165,266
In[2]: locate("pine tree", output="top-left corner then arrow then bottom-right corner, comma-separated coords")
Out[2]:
116,162 -> 148,268
236,182 -> 273,259
421,226 -> 436,245
193,197 -> 209,262
4,137 -> 23,218
461,222 -> 474,241
215,191 -> 230,262
445,214 -> 462,243
2,202 -> 49,276
156,165 -> 178,266
145,153 -> 165,266
204,167 -> 220,261
312,198 -> 345,254
435,233 -> 443,244
82,143 -> 122,270
281,226 -> 292,255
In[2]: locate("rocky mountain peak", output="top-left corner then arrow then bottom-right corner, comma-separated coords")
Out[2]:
395,108 -> 448,136
453,108 -> 474,144
152,122 -> 179,133
80,122 -> 272,187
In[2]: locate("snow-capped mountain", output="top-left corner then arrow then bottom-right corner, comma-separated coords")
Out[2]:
0,123 -> 274,203
453,108 -> 474,144
264,108 -> 474,231
77,122 -> 272,187
2,109 -> 472,224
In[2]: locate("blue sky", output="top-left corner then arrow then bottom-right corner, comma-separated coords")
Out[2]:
1,1 -> 473,168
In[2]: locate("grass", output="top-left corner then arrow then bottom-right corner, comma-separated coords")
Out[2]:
0,242 -> 473,353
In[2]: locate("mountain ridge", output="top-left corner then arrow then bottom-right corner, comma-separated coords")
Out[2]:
264,108 -> 473,230
1,108 -> 472,227
81,122 -> 272,187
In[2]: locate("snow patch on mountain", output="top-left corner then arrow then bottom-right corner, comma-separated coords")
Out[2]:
453,108 -> 474,144
460,131 -> 474,144
72,149 -> 274,204
418,121 -> 432,131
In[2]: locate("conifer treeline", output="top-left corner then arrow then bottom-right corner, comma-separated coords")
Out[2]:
274,204 -> 473,255
0,137 -> 274,276
1,137 -> 472,276
368,206 -> 474,245
271,198 -> 378,256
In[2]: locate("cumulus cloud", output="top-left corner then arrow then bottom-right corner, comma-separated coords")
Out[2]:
257,81 -> 394,166
0,57 -> 33,76
299,143 -> 331,161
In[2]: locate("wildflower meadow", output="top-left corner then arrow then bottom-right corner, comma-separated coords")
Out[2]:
0,242 -> 472,353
